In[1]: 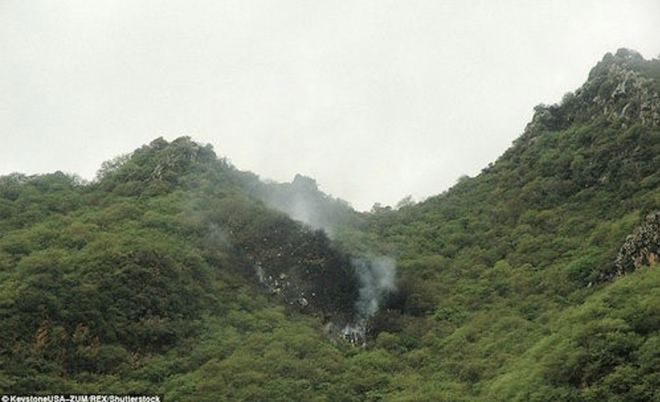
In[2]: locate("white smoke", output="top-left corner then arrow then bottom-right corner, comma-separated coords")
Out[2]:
340,256 -> 397,345
257,174 -> 353,238
353,256 -> 397,320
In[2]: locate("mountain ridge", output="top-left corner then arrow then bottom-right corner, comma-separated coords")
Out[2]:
0,49 -> 658,400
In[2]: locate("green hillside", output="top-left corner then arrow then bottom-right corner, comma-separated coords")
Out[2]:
349,48 -> 660,401
0,49 -> 658,401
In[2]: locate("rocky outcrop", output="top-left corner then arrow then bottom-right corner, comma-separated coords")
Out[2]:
585,49 -> 660,127
148,137 -> 217,180
615,211 -> 660,275
522,49 -> 660,140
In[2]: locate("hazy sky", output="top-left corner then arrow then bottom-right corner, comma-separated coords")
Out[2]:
1,1 -> 659,210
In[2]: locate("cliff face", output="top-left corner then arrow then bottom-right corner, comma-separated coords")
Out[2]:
615,210 -> 660,275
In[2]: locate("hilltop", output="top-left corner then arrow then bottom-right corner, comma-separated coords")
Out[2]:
0,49 -> 658,401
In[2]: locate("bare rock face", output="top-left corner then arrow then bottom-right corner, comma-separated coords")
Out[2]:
587,49 -> 660,127
615,211 -> 660,275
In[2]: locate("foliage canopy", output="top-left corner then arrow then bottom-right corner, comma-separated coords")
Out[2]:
0,50 -> 658,401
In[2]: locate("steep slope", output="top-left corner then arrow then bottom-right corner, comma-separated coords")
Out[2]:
0,137 -> 366,393
94,137 -> 363,321
350,48 -> 660,400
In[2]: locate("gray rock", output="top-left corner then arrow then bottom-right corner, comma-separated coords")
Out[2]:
615,211 -> 660,275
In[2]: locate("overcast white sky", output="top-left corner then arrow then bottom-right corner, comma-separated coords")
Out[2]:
1,1 -> 659,210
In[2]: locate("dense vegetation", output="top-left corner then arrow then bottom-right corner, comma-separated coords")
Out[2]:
0,49 -> 658,400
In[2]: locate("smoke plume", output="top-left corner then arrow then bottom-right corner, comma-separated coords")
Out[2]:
257,174 -> 354,237
352,256 -> 397,320
339,256 -> 397,345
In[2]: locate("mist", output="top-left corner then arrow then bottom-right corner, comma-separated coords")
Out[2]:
256,174 -> 355,236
